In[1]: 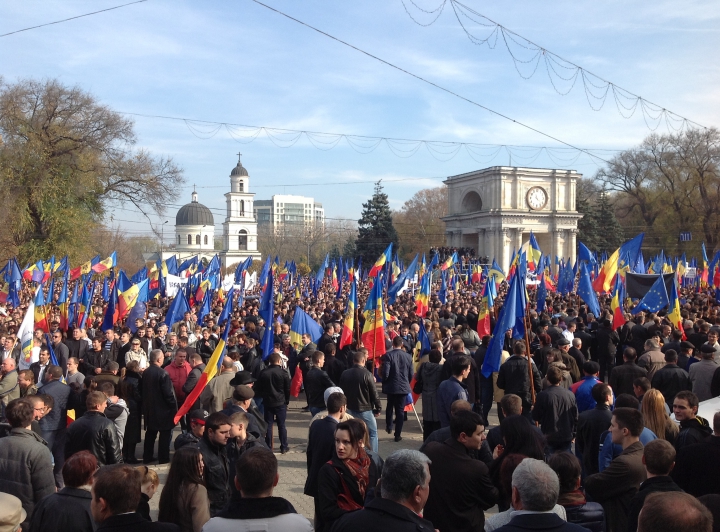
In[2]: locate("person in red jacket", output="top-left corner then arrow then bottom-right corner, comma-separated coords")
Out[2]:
165,349 -> 191,428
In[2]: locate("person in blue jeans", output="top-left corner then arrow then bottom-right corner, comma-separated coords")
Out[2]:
339,348 -> 382,452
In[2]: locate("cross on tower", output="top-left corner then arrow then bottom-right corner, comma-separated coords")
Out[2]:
237,152 -> 242,163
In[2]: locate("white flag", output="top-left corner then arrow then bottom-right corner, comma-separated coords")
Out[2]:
17,294 -> 35,369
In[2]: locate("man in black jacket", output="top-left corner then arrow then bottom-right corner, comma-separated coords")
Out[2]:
304,351 -> 335,416
575,382 -> 613,477
339,348 -> 381,453
443,338 -> 482,409
256,353 -> 291,452
626,439 -> 683,532
83,337 -> 111,376
532,366 -> 578,456
182,353 -> 205,412
141,350 -> 178,464
198,412 -> 232,517
323,343 -> 346,385
497,341 -> 542,419
65,391 -> 122,466
39,365 -> 75,488
316,325 -> 335,355
595,319 -> 620,381
672,410 -> 720,497
672,391 -> 712,453
609,348 -> 647,396
651,350 -> 691,410
382,336 -> 414,441
64,328 -> 89,364
423,410 -> 498,532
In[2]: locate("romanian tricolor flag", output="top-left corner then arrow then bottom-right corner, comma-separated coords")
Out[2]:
610,275 -> 626,331
477,278 -> 494,338
33,285 -> 49,333
369,244 -> 392,278
91,252 -> 116,273
527,232 -> 542,271
340,279 -> 357,349
331,266 -> 339,291
667,277 -> 685,340
391,261 -> 401,285
361,276 -> 386,363
471,264 -> 482,283
415,272 -> 431,318
440,251 -> 458,272
194,280 -> 210,307
701,243 -> 709,286
592,247 -> 620,294
174,289 -> 234,424
507,250 -> 518,280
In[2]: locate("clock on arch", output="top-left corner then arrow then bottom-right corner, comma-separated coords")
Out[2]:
526,186 -> 548,210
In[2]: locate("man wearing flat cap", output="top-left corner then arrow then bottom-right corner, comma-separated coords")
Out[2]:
220,385 -> 263,440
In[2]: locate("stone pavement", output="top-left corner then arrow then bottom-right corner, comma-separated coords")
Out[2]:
146,389 -> 499,520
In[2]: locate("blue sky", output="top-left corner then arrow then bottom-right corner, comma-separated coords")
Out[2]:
2,0 -> 719,239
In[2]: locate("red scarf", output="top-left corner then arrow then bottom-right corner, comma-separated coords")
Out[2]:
334,447 -> 371,511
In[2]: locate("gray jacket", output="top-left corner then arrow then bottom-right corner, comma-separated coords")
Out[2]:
0,370 -> 20,407
0,428 -> 55,528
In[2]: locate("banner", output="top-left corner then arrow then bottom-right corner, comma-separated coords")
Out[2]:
626,273 -> 674,299
245,271 -> 257,291
165,274 -> 189,298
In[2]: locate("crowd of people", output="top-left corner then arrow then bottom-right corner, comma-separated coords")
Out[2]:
0,264 -> 718,532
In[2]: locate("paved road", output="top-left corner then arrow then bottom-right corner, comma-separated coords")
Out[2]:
145,389 -> 499,520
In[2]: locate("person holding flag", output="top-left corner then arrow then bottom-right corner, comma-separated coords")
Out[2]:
174,288 -> 235,425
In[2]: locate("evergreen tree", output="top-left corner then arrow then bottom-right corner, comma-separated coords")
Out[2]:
595,192 -> 624,252
355,181 -> 398,262
576,187 -> 624,254
576,191 -> 600,251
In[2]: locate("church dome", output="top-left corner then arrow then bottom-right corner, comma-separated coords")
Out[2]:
230,163 -> 248,177
230,155 -> 248,177
176,192 -> 214,226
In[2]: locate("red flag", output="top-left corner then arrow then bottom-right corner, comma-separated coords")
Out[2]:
290,369 -> 303,398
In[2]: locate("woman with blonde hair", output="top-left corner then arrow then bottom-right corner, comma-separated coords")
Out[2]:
429,321 -> 442,344
641,389 -> 678,444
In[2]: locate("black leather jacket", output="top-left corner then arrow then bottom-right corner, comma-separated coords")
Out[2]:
198,435 -> 229,516
64,410 -> 122,465
338,365 -> 381,413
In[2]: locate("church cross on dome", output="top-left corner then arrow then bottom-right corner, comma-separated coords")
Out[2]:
237,152 -> 242,163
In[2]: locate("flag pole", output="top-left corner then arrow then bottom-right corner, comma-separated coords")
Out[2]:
524,307 -> 536,406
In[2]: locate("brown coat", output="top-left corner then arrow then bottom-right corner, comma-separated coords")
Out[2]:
584,440 -> 646,532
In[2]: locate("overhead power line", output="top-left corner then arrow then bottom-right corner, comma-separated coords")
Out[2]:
124,111 -> 621,166
401,0 -> 707,132
0,0 -> 148,37
247,0 -> 613,166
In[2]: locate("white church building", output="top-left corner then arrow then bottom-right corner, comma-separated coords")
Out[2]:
147,155 -> 261,269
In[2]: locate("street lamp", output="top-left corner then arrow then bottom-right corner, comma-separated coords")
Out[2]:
160,220 -> 169,258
